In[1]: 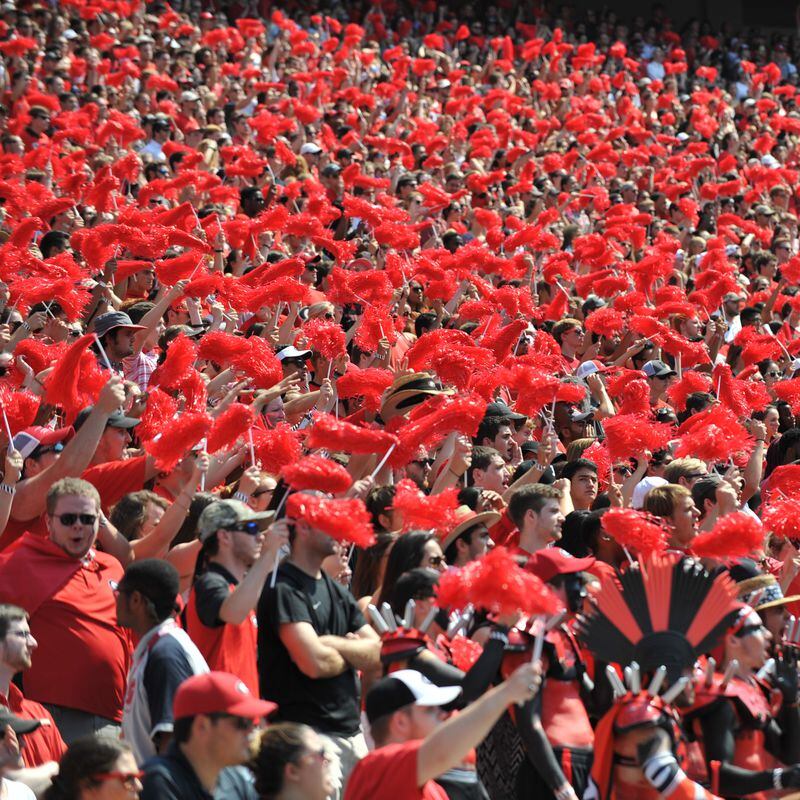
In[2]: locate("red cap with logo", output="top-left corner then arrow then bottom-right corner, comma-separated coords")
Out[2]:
525,548 -> 596,583
173,672 -> 278,720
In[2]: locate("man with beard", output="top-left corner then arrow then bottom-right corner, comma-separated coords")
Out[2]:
257,491 -> 381,800
185,500 -> 286,695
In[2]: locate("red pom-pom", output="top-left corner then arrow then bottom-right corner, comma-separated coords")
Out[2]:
335,366 -> 394,413
667,371 -> 712,411
583,440 -> 612,489
392,479 -> 460,536
0,385 -> 39,433
232,337 -> 283,390
674,405 -> 752,462
690,513 -> 763,560
302,317 -> 346,360
436,546 -> 561,617
774,378 -> 800,415
143,412 -> 212,472
763,465 -> 800,503
406,330 -> 473,372
207,403 -> 254,454
281,455 -> 353,494
604,414 -> 672,460
137,387 -> 179,443
585,307 -> 624,338
197,331 -> 250,366
251,424 -> 302,474
305,413 -> 399,455
42,334 -> 105,420
601,507 -> 669,559
617,380 -> 650,416
150,334 -> 197,389
286,493 -> 375,547
762,498 -> 800,539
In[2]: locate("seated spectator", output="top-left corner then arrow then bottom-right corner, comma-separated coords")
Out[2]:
43,737 -> 141,800
140,671 -> 274,800
251,723 -> 333,800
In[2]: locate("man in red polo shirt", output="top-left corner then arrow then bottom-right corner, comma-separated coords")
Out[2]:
0,604 -> 64,794
345,665 -> 541,800
0,477 -> 130,743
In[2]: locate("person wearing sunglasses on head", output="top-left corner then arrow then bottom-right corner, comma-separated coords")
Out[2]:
0,478 -> 130,744
116,559 -> 208,765
185,500 -> 287,696
44,736 -> 142,800
141,671 -> 276,800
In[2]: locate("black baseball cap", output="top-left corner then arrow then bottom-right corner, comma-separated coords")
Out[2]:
365,670 -> 461,725
73,407 -> 140,431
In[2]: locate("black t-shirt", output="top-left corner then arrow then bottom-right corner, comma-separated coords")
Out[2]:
194,564 -> 237,628
256,560 -> 366,735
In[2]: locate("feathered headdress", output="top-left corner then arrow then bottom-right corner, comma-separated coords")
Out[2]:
286,493 -> 375,547
436,546 -> 561,617
577,553 -> 741,681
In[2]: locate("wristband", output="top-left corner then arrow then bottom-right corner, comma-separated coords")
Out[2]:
0,483 -> 15,495
489,629 -> 510,646
774,769 -> 783,791
20,321 -> 29,332
233,490 -> 251,503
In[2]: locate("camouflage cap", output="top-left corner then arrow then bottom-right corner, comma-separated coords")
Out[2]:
198,499 -> 274,541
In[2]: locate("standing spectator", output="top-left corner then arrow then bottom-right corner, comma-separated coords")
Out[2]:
251,723 -> 334,800
507,485 -> 568,561
257,494 -> 381,798
116,559 -> 208,764
184,499 -> 286,694
0,604 -> 64,779
0,478 -> 130,743
345,665 -> 541,799
43,736 -> 142,800
140,671 -> 274,800
560,459 -> 599,511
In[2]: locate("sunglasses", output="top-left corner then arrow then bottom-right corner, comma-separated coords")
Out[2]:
284,359 -> 306,368
411,458 -> 434,467
53,513 -> 96,526
222,520 -> 262,536
427,555 -> 446,567
94,771 -> 144,789
251,487 -> 274,498
297,746 -> 328,764
32,442 -> 64,457
209,713 -> 256,730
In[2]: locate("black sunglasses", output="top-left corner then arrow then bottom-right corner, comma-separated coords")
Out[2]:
222,520 -> 261,536
54,513 -> 97,526
411,458 -> 434,467
209,713 -> 255,730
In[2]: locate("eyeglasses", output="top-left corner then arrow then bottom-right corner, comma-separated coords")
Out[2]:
222,520 -> 262,536
427,555 -> 446,568
93,771 -> 144,789
53,513 -> 97,526
251,487 -> 274,497
298,746 -> 328,764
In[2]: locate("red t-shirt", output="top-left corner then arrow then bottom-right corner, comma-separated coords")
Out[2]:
344,740 -> 447,800
0,456 -> 148,551
0,535 -> 131,721
1,684 -> 66,767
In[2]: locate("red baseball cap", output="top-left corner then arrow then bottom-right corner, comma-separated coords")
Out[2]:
173,672 -> 278,720
526,548 -> 595,584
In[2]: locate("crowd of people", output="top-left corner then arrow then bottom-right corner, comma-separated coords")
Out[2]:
0,0 -> 797,798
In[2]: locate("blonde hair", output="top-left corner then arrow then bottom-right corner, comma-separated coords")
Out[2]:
663,458 -> 706,484
566,438 -> 597,461
644,484 -> 691,519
